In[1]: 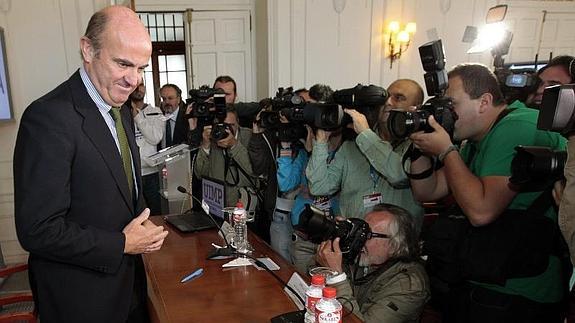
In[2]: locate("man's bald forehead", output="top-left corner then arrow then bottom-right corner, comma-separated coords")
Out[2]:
388,79 -> 424,106
100,6 -> 149,35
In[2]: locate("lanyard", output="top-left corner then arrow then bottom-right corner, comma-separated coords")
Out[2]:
369,166 -> 379,191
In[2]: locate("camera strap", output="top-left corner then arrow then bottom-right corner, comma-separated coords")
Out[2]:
401,144 -> 437,180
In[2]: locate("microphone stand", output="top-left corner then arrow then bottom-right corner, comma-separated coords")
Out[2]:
177,186 -> 237,260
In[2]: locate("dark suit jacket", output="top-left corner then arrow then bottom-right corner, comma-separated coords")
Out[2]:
158,103 -> 189,151
13,70 -> 146,323
172,103 -> 190,145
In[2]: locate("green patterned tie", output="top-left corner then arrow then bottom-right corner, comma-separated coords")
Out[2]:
109,107 -> 134,197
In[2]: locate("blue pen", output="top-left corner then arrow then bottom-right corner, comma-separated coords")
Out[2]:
180,268 -> 203,283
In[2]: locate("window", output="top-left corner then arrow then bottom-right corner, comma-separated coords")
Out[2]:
138,12 -> 187,107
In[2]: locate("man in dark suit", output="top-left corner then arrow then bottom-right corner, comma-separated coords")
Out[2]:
13,6 -> 168,323
158,83 -> 189,148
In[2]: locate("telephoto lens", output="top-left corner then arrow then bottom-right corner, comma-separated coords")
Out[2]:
297,204 -> 370,263
509,145 -> 567,192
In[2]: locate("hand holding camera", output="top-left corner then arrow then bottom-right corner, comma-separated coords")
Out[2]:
315,128 -> 331,143
201,125 -> 212,149
344,108 -> 370,134
186,103 -> 198,130
214,124 -> 237,149
316,237 -> 344,274
410,115 -> 454,157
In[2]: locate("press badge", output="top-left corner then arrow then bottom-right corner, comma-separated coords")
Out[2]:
363,193 -> 382,208
313,196 -> 331,211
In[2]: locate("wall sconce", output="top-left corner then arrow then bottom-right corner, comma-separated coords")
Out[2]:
387,21 -> 416,69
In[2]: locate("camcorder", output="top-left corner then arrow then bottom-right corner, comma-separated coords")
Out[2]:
186,85 -> 227,121
488,26 -> 539,105
297,204 -> 370,263
186,85 -> 231,141
494,67 -> 539,105
259,86 -> 344,131
387,39 -> 457,140
333,84 -> 388,126
509,84 -> 574,191
258,84 -> 388,135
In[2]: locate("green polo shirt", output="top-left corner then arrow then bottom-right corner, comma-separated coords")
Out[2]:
460,104 -> 566,303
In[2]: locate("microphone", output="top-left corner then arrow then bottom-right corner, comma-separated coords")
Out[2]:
176,185 -> 236,259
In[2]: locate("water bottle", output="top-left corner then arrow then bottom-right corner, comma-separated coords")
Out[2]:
315,287 -> 342,323
233,200 -> 249,254
304,275 -> 325,323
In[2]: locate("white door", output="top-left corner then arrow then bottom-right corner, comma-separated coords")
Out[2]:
505,4 -> 575,63
186,10 -> 254,102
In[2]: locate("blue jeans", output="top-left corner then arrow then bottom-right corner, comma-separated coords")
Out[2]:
270,210 -> 293,261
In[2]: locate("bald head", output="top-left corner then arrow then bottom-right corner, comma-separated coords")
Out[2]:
385,79 -> 424,110
83,6 -> 150,59
80,6 -> 152,106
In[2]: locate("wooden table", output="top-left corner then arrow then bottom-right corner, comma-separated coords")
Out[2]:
143,216 -> 362,323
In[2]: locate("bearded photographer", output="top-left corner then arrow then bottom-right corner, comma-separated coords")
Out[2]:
410,63 -> 567,323
190,105 -> 254,207
306,79 -> 424,226
315,204 -> 430,323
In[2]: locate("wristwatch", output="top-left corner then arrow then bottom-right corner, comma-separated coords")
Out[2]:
326,272 -> 347,285
438,144 -> 458,162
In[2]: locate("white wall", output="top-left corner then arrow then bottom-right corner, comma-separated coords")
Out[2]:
268,0 -> 575,97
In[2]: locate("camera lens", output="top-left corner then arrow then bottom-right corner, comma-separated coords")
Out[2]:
210,123 -> 229,141
196,105 -> 207,114
510,146 -> 567,191
260,111 -> 280,128
388,110 -> 421,139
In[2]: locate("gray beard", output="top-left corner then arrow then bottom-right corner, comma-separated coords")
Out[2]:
359,254 -> 369,267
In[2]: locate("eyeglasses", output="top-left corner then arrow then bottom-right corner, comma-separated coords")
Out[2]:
366,231 -> 391,240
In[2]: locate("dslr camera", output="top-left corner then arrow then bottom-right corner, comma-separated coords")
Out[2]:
210,122 -> 233,141
508,84 -> 574,191
509,146 -> 566,192
387,39 -> 457,139
186,85 -> 227,121
298,204 -> 370,263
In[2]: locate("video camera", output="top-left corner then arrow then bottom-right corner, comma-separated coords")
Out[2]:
258,84 -> 388,132
494,66 -> 540,105
387,39 -> 457,139
298,204 -> 370,263
259,87 -> 345,131
186,85 -> 227,121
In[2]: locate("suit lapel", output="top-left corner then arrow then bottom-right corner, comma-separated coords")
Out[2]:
67,71 -> 134,214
